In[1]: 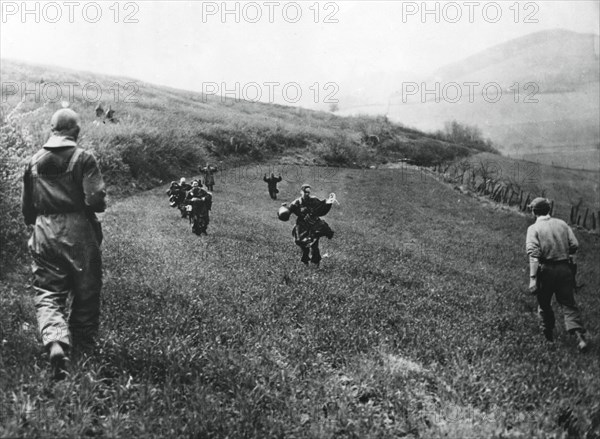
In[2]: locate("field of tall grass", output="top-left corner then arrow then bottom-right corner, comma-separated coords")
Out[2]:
1,165 -> 598,438
1,60 -> 599,438
1,59 -> 483,271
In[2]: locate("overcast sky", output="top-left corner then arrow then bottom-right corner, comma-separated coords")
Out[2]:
1,1 -> 599,106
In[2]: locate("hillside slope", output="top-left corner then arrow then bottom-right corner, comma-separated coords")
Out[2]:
1,164 -> 598,437
433,29 -> 599,92
1,59 -> 484,270
340,30 -> 600,165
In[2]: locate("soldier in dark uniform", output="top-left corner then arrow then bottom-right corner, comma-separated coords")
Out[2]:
167,181 -> 181,207
177,178 -> 192,218
185,181 -> 212,235
264,172 -> 282,199
22,108 -> 106,379
199,163 -> 218,192
285,184 -> 336,267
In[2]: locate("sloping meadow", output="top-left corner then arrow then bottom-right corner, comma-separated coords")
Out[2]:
1,59 -> 477,271
1,165 -> 598,438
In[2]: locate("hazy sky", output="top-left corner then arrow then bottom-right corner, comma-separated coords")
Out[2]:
1,1 -> 599,106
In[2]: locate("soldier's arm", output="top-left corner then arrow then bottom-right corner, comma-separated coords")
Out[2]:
525,226 -> 540,279
82,151 -> 107,213
21,164 -> 36,225
310,198 -> 332,217
276,176 -> 282,182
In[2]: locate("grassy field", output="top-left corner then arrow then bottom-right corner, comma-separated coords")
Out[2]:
1,59 -> 487,272
1,165 -> 598,438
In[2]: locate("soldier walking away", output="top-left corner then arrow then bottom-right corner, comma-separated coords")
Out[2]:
526,197 -> 589,352
199,163 -> 218,192
185,181 -> 212,235
264,172 -> 282,200
22,108 -> 107,379
280,183 -> 336,267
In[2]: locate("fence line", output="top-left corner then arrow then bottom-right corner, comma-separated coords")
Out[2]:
431,164 -> 597,232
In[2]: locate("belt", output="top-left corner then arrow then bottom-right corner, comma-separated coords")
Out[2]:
38,209 -> 85,216
540,259 -> 568,265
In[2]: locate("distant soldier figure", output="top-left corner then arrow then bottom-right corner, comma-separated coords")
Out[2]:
22,108 -> 106,379
185,181 -> 212,235
95,103 -> 104,118
177,178 -> 192,218
105,106 -> 116,123
199,163 -> 218,191
264,172 -> 282,200
526,197 -> 588,352
280,183 -> 336,267
166,180 -> 181,208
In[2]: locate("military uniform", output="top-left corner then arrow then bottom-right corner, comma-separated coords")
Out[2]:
185,185 -> 212,235
199,165 -> 217,192
264,173 -> 282,199
22,109 -> 106,370
288,184 -> 334,266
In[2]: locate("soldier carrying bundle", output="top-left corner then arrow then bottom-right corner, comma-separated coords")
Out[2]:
279,183 -> 337,267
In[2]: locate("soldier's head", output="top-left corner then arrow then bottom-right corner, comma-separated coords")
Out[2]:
529,197 -> 551,217
300,183 -> 311,199
180,177 -> 186,185
192,180 -> 199,187
50,108 -> 81,140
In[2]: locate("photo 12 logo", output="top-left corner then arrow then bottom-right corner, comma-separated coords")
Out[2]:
1,1 -> 140,24
201,81 -> 339,105
400,81 -> 540,104
200,1 -> 340,24
1,81 -> 140,104
401,1 -> 539,24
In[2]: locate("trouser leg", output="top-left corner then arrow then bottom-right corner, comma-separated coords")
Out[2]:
300,246 -> 310,264
536,278 -> 555,334
311,239 -> 321,264
32,254 -> 71,348
69,243 -> 102,349
553,264 -> 585,333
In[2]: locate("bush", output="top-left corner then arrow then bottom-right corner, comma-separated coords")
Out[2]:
0,114 -> 33,272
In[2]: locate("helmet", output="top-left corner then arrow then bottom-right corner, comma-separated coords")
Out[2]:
192,180 -> 199,187
50,108 -> 80,136
278,205 -> 291,221
180,177 -> 186,184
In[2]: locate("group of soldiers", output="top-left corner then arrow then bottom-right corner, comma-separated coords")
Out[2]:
19,108 -> 589,383
166,176 -> 213,236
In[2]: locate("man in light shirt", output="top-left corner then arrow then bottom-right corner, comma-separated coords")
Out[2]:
526,197 -> 588,352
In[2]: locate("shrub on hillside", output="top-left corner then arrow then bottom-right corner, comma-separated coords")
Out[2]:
432,120 -> 499,154
111,129 -> 205,183
0,114 -> 33,272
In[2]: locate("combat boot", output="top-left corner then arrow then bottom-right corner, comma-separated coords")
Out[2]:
543,328 -> 554,342
575,331 -> 589,353
49,342 -> 69,380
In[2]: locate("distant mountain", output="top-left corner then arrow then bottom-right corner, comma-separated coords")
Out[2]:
431,29 -> 599,92
339,29 -> 600,170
